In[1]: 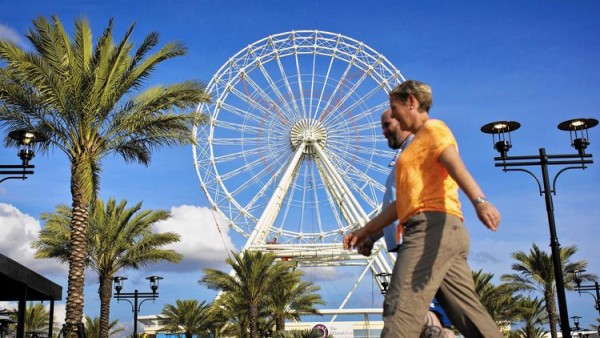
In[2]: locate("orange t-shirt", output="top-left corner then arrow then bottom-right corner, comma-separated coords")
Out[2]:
395,119 -> 463,240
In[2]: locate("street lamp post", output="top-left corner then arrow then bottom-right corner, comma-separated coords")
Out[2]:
113,276 -> 163,338
481,117 -> 598,338
1,129 -> 46,183
569,269 -> 600,315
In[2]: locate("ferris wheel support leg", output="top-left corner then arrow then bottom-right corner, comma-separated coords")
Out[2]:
331,251 -> 377,322
245,143 -> 307,248
313,143 -> 370,226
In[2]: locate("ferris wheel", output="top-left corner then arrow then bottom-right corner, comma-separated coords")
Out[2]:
193,30 -> 405,269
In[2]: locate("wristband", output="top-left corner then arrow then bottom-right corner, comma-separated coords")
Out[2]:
472,196 -> 488,206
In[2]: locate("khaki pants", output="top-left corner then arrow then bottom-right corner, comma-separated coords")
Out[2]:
381,212 -> 501,338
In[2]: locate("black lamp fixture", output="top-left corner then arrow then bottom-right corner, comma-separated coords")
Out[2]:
113,275 -> 162,338
571,316 -> 581,331
481,117 -> 598,338
1,129 -> 46,183
558,118 -> 599,156
569,269 -> 600,315
480,121 -> 521,158
146,275 -> 163,294
375,272 -> 392,295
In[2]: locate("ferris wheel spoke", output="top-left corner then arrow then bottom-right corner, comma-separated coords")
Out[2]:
316,42 -> 368,123
240,158 -> 289,211
212,144 -> 275,163
219,156 -> 271,181
326,101 -> 386,133
293,52 -> 308,119
319,69 -> 372,126
215,120 -> 266,135
219,101 -> 266,125
308,46 -> 317,120
221,81 -> 284,125
239,72 -> 294,125
316,56 -> 355,123
253,57 -> 300,121
324,87 -> 389,129
312,39 -> 338,121
273,51 -> 303,121
211,137 -> 264,146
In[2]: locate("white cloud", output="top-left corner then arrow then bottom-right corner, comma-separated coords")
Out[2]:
0,24 -> 26,47
0,203 -> 66,277
302,266 -> 343,282
153,205 -> 235,271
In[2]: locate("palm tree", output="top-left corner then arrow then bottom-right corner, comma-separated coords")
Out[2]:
6,303 -> 59,337
209,291 -> 254,338
158,299 -> 212,338
269,273 -> 324,332
32,198 -> 183,338
501,243 -> 594,338
84,315 -> 124,338
200,251 -> 293,338
0,15 -> 209,331
472,269 -> 522,325
7,303 -> 50,335
512,296 -> 547,338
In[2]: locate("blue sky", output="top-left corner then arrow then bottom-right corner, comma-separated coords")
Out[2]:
1,0 -> 600,333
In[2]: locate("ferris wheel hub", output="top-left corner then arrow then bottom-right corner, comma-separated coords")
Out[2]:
289,118 -> 327,155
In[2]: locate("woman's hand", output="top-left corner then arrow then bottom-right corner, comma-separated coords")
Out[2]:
475,201 -> 501,231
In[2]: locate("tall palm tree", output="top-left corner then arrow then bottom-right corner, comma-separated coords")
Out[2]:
84,315 -> 124,338
269,273 -> 324,332
0,15 -> 209,331
472,269 -> 522,325
200,251 -> 293,338
32,198 -> 183,338
513,296 -> 547,338
501,243 -> 595,338
158,299 -> 212,338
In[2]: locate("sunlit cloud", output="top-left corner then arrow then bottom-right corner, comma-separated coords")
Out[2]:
153,205 -> 235,272
0,24 -> 26,48
0,203 -> 66,277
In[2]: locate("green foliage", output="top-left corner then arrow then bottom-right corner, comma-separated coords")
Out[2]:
0,15 -> 209,328
7,302 -> 55,335
472,269 -> 522,324
32,197 -> 183,338
200,251 -> 323,338
84,315 -> 124,338
501,243 -> 594,338
158,299 -> 212,338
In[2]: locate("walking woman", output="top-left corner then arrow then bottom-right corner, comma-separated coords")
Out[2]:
343,80 -> 502,338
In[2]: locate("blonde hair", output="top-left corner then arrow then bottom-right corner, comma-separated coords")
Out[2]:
389,80 -> 432,113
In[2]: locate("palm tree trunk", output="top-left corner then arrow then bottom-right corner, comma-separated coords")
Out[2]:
275,315 -> 285,332
545,290 -> 558,338
98,276 -> 112,338
249,305 -> 258,338
65,164 -> 90,335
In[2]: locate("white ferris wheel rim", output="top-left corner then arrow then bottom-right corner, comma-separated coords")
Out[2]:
193,30 -> 405,244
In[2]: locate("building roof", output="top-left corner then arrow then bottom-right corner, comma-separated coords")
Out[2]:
0,254 -> 62,301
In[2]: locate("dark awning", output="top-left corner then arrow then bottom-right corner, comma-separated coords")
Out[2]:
0,254 -> 62,301
0,253 -> 62,338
